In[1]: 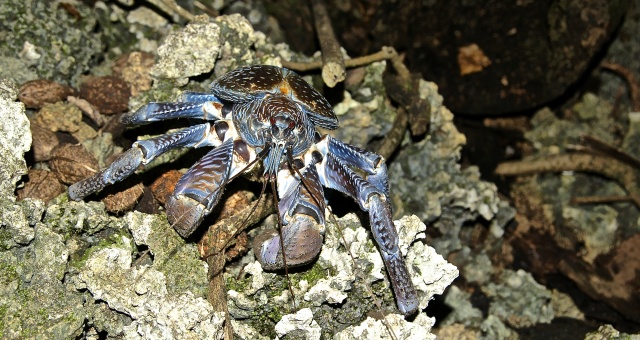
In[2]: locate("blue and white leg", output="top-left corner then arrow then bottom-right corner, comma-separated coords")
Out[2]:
68,123 -> 217,201
315,135 -> 419,315
121,92 -> 226,125
177,91 -> 222,103
325,135 -> 390,195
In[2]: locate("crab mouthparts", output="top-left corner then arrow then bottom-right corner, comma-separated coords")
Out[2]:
263,142 -> 286,179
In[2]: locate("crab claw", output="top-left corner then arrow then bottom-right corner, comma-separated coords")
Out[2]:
254,214 -> 323,270
166,195 -> 208,238
368,194 -> 419,315
165,139 -> 237,238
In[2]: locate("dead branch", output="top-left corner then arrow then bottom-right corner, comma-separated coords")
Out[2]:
495,153 -> 640,207
282,46 -> 398,72
382,51 -> 431,139
310,0 -> 345,87
376,107 -> 409,160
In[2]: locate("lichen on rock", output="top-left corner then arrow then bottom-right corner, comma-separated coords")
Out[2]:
226,213 -> 458,338
0,79 -> 30,201
0,0 -> 103,86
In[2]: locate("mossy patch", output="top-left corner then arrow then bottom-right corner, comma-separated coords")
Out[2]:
69,231 -> 134,270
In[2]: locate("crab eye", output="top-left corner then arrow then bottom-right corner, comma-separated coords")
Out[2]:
288,121 -> 295,129
270,117 -> 276,125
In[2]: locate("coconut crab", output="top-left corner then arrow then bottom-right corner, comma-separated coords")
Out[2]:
68,65 -> 419,315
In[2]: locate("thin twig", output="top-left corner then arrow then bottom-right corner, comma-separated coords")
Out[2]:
571,195 -> 640,206
282,46 -> 398,72
193,0 -> 219,16
147,0 -> 195,22
387,50 -> 411,81
310,0 -> 345,87
580,134 -> 640,170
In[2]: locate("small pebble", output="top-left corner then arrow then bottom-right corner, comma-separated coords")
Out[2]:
32,102 -> 83,133
112,52 -> 155,97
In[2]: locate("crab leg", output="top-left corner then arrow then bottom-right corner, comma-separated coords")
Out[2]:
254,162 -> 326,270
68,123 -> 218,201
121,92 -> 225,125
325,136 -> 390,196
177,91 -> 222,103
315,136 -> 419,315
167,138 -> 255,237
277,165 -> 326,226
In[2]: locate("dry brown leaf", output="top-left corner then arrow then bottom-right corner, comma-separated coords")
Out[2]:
30,123 -> 60,162
458,43 -> 492,76
50,143 -> 99,184
80,76 -> 131,114
19,79 -> 76,109
102,183 -> 145,213
16,169 -> 65,202
149,170 -> 183,206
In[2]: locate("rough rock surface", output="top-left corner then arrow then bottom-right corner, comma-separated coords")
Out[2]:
0,79 -> 30,200
0,6 -> 539,338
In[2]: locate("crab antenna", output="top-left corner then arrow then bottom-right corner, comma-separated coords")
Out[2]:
269,170 -> 297,312
228,145 -> 272,183
200,181 -> 268,264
